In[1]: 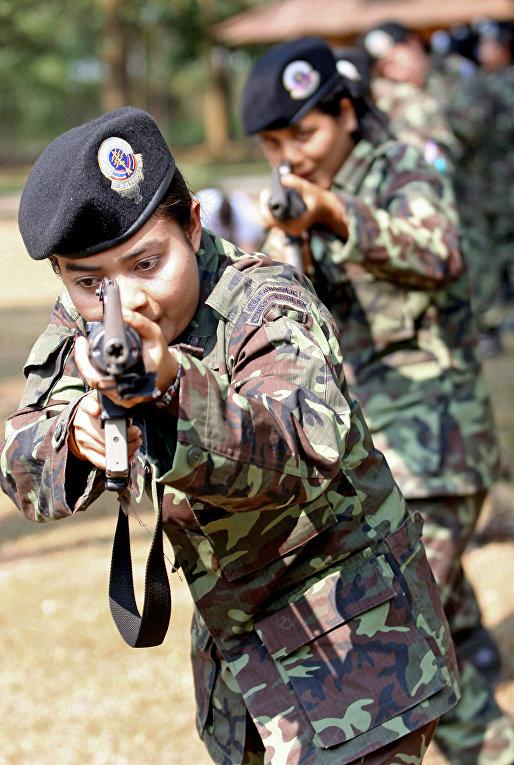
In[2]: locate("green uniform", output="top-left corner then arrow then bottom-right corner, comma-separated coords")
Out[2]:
372,72 -> 502,335
265,137 -> 514,764
0,231 -> 460,764
452,65 -> 514,314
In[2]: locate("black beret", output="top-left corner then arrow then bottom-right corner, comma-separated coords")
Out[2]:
18,106 -> 175,260
241,37 -> 350,135
362,21 -> 412,60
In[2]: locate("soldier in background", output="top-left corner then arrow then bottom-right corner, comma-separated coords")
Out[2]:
444,19 -> 514,341
0,106 -> 461,765
362,21 -> 505,358
241,37 -> 514,764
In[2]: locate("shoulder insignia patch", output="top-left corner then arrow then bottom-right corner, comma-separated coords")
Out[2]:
245,285 -> 310,326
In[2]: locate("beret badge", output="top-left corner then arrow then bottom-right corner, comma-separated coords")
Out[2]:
98,136 -> 144,204
282,60 -> 320,100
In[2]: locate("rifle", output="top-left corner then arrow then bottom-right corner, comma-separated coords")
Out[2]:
87,278 -> 170,648
268,160 -> 307,272
87,278 -> 155,491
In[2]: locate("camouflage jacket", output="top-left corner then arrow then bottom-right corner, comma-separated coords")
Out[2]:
1,231 -> 459,764
266,138 -> 499,498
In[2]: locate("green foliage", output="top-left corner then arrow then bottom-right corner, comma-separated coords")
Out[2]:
0,0 -> 263,163
0,0 -> 103,159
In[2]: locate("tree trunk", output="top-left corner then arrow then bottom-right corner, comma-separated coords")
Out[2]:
204,43 -> 230,154
99,0 -> 129,112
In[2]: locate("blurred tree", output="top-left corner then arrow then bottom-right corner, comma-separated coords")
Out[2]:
0,0 -> 102,161
0,0 -> 262,164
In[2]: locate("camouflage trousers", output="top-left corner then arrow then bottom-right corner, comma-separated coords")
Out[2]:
409,491 -> 514,765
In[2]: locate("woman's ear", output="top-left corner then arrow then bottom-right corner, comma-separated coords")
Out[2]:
339,98 -> 358,134
187,198 -> 202,251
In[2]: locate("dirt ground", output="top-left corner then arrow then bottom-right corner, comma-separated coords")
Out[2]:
0,217 -> 513,764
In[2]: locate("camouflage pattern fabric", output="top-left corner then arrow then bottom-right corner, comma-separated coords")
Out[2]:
0,230 -> 459,764
354,719 -> 437,764
372,77 -> 459,168
456,66 -> 514,312
410,493 -> 514,762
371,76 -> 502,333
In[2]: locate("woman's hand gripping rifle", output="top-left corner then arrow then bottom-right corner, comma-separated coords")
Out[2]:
87,278 -> 156,491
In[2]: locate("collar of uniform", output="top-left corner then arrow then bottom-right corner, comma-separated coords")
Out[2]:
58,289 -> 87,334
173,229 -> 239,351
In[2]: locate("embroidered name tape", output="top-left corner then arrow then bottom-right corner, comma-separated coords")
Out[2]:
246,285 -> 310,326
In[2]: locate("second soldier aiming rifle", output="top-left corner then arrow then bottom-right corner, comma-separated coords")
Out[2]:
269,160 -> 307,272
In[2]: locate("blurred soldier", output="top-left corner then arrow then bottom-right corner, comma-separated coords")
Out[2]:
241,37 -> 514,765
0,106 -> 460,765
362,21 -> 505,358
460,22 -> 514,332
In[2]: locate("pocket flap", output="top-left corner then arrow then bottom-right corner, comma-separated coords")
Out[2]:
256,549 -> 395,657
23,326 -> 76,374
20,326 -> 77,408
385,511 -> 424,567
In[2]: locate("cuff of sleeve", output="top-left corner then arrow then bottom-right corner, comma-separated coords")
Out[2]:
49,395 -> 103,515
310,193 -> 366,281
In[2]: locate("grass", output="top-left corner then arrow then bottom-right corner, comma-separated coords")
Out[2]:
0,214 -> 513,765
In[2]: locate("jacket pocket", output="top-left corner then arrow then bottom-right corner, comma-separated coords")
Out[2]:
351,275 -> 430,352
195,494 -> 338,582
254,538 -> 447,750
20,326 -> 77,409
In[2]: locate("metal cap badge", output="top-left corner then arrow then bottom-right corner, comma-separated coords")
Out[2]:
282,60 -> 321,100
98,136 -> 144,204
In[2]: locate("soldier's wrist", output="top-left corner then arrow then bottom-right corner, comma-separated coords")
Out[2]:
155,349 -> 181,407
320,190 -> 349,239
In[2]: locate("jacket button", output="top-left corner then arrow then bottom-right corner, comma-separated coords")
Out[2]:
187,447 -> 203,467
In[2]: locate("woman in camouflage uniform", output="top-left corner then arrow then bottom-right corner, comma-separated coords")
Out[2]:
0,107 -> 459,764
241,37 -> 514,765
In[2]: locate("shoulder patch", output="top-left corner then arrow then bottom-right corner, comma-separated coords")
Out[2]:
245,284 -> 310,327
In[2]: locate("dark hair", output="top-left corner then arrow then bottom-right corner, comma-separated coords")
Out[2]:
154,166 -> 193,229
317,82 -> 390,143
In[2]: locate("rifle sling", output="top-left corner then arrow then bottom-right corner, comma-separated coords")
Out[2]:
109,487 -> 171,647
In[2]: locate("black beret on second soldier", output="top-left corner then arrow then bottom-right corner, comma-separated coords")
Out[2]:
362,21 -> 411,60
18,106 -> 175,261
241,37 -> 362,135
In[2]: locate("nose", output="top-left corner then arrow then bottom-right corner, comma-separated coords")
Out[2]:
282,141 -> 302,173
116,277 -> 148,312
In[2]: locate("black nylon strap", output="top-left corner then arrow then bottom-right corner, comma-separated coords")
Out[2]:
109,489 -> 171,647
